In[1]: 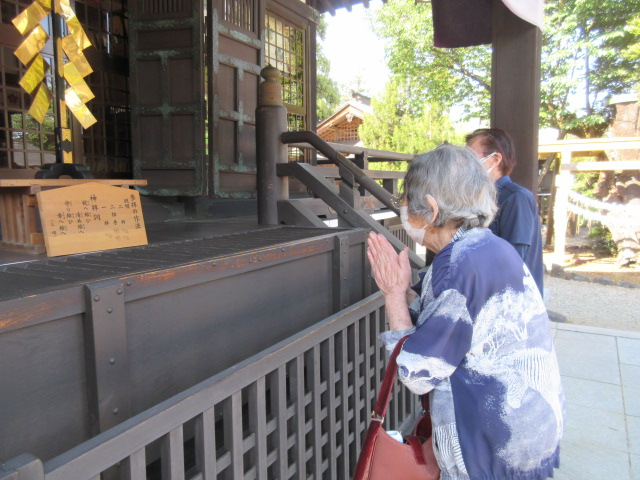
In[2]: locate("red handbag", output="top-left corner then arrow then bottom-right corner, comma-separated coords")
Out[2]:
353,337 -> 441,480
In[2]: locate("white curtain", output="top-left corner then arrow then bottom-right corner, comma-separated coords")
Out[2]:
501,0 -> 544,30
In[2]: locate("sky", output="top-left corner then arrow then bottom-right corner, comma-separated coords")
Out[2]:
321,3 -> 390,99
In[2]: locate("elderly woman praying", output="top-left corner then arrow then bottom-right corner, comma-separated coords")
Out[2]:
367,144 -> 564,480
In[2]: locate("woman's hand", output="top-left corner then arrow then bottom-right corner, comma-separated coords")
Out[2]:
367,232 -> 414,331
367,232 -> 412,296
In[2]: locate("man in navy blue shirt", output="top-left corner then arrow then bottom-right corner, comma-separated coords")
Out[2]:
466,128 -> 545,296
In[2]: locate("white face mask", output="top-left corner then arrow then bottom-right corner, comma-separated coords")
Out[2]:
479,152 -> 497,175
400,206 -> 426,245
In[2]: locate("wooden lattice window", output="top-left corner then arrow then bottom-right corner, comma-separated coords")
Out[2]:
223,0 -> 256,33
265,12 -> 307,161
336,123 -> 359,142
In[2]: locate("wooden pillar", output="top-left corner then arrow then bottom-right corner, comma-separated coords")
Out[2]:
490,0 -> 542,194
256,67 -> 289,225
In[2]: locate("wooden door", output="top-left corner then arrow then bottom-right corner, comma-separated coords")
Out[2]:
209,0 -> 264,196
129,0 -> 206,196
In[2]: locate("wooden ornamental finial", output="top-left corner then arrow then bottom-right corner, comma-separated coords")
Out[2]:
258,66 -> 283,107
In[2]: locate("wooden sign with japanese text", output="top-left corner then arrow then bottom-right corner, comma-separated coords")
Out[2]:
37,182 -> 147,257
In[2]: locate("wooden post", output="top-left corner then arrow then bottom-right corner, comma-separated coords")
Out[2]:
553,149 -> 572,264
256,67 -> 289,225
0,454 -> 44,480
491,0 -> 542,194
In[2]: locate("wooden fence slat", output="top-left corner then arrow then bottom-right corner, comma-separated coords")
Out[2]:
338,329 -> 350,478
121,449 -> 145,480
310,346 -> 323,479
274,366 -> 288,479
225,392 -> 244,479
293,355 -> 306,477
325,336 -> 338,479
161,427 -> 185,480
195,407 -> 216,480
248,378 -> 268,479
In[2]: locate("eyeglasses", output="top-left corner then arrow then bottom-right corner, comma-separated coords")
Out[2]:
390,194 -> 405,209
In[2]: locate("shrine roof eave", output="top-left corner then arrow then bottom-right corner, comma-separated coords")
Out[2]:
309,0 -> 383,16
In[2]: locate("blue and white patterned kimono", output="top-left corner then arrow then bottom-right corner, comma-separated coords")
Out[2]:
380,228 -> 564,480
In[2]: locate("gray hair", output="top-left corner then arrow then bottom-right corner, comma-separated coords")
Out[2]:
403,144 -> 497,229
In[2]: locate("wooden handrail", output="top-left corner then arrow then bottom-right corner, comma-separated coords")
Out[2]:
287,141 -> 415,162
281,131 -> 400,215
539,136 -> 640,153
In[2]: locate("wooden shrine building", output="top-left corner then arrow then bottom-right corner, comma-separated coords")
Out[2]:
0,0 -> 545,478
317,93 -> 371,147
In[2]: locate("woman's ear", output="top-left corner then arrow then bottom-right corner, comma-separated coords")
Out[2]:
426,194 -> 439,226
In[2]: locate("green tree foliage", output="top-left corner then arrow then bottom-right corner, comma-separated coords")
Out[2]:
316,16 -> 341,122
373,0 -> 491,123
372,0 -> 640,138
622,14 -> 640,88
541,0 -> 640,137
359,76 -> 460,169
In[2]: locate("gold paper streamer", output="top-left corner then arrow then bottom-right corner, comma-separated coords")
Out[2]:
56,37 -> 64,75
65,88 -> 97,129
28,83 -> 53,124
63,62 -> 95,102
19,54 -> 48,94
61,36 -> 93,76
12,1 -> 49,36
14,25 -> 49,66
66,17 -> 92,50
13,0 -> 96,130
61,128 -> 73,163
55,0 -> 74,20
59,100 -> 67,127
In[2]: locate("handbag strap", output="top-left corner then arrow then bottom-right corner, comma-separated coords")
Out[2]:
371,335 -> 410,421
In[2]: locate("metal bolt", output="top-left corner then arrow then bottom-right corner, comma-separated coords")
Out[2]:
343,210 -> 348,214
107,307 -> 113,313
125,280 -> 132,286
116,288 -> 123,295
113,408 -> 119,415
109,358 -> 115,364
94,295 -> 100,302
211,262 -> 216,267
281,248 -> 285,252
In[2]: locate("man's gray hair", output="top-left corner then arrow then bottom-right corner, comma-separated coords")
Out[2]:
404,144 -> 497,229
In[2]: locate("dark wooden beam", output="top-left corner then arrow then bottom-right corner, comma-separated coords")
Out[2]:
319,0 -> 336,16
490,0 -> 542,194
340,0 -> 353,12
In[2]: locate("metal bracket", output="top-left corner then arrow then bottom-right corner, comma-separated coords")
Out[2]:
84,279 -> 131,436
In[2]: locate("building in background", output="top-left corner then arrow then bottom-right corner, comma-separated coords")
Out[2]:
317,92 -> 371,146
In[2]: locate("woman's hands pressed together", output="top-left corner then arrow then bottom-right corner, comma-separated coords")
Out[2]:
367,232 -> 414,331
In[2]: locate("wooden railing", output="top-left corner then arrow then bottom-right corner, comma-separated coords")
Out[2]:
0,293 -> 420,480
277,131 -> 425,270
538,137 -> 640,260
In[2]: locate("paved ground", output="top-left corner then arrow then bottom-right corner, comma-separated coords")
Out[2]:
545,267 -> 640,479
550,322 -> 640,480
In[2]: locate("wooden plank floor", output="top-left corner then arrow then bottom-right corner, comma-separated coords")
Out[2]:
0,217 -> 340,302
